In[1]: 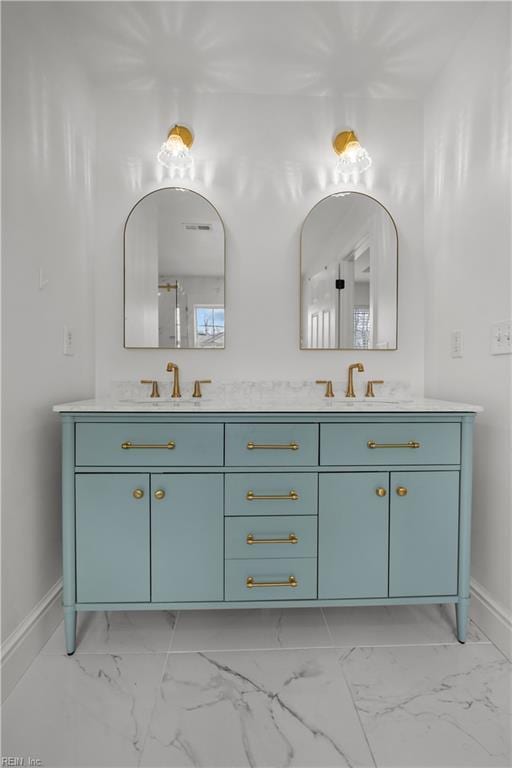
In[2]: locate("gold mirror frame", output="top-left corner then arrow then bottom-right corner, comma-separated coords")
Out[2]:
300,190 -> 398,351
123,187 -> 226,350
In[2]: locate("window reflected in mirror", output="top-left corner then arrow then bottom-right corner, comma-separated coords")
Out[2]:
124,188 -> 225,349
301,191 -> 398,350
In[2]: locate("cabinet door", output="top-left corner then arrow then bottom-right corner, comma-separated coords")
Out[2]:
389,471 -> 459,597
319,473 -> 389,598
76,474 -> 150,603
151,474 -> 223,602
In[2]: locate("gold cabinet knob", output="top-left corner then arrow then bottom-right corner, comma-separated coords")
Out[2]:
154,489 -> 166,500
132,489 -> 144,500
396,486 -> 408,497
376,487 -> 387,497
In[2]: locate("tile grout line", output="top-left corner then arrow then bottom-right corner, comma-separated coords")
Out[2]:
136,613 -> 178,768
167,610 -> 181,654
320,606 -> 336,645
136,651 -> 169,768
338,649 -> 379,768
49,637 -> 492,657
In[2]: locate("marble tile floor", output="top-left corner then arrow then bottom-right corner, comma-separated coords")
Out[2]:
2,605 -> 510,768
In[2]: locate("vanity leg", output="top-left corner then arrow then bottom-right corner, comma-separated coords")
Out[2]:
456,598 -> 470,643
64,607 -> 77,655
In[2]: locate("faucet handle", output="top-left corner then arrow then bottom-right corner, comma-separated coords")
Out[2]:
365,380 -> 384,398
140,380 -> 160,398
192,379 -> 212,398
316,380 -> 335,398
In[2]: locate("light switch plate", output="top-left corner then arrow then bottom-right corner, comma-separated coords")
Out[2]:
63,326 -> 74,356
450,329 -> 463,358
491,321 -> 512,355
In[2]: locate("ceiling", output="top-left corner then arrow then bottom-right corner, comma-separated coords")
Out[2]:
45,1 -> 481,98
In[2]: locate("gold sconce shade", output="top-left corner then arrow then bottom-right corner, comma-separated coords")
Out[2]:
333,130 -> 359,155
333,129 -> 372,181
166,124 -> 194,149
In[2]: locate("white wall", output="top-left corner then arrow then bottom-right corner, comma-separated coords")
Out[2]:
1,2 -> 95,666
424,4 -> 512,653
94,89 -> 424,395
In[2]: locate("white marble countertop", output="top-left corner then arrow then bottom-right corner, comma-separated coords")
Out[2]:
53,397 -> 482,414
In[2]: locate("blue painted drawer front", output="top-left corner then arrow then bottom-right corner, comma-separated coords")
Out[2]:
318,473 -> 389,598
76,474 -> 150,603
225,558 -> 317,600
320,422 -> 460,466
75,422 -> 223,466
389,471 -> 459,597
225,516 -> 317,559
225,473 -> 318,516
225,424 -> 318,466
152,474 -> 223,602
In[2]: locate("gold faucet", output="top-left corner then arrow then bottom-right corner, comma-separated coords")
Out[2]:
345,362 -> 365,397
365,379 -> 384,398
316,380 -> 335,398
140,379 -> 160,398
192,379 -> 212,398
166,362 -> 181,398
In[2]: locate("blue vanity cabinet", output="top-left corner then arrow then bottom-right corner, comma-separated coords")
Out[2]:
151,474 -> 224,602
59,410 -> 476,654
389,471 -> 460,597
318,472 -> 389,599
75,473 -> 150,603
318,470 -> 460,601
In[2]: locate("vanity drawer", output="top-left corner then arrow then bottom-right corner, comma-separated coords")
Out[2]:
320,422 -> 461,466
225,424 -> 318,466
225,558 -> 317,601
75,422 -> 224,466
225,516 -> 317,559
225,473 -> 317,516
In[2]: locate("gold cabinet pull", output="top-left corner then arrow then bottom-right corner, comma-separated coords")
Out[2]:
247,442 -> 299,451
367,440 -> 420,450
396,486 -> 408,497
246,490 -> 299,501
375,487 -> 387,497
121,441 -> 175,450
246,533 -> 298,545
132,489 -> 144,500
246,576 -> 298,589
154,489 -> 166,500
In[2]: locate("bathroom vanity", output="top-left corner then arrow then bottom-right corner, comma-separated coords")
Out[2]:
54,396 -> 480,653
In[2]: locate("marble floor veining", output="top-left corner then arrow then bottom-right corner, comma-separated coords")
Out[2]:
2,606 -> 510,768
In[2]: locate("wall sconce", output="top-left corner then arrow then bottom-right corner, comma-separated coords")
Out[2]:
157,124 -> 194,177
333,130 -> 372,182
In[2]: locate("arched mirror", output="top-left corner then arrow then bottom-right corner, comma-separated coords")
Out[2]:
300,191 -> 398,350
124,188 -> 225,349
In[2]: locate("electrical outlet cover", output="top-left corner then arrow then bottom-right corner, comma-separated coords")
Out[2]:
491,321 -> 512,355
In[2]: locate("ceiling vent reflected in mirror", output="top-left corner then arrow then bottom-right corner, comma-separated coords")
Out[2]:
183,223 -> 212,231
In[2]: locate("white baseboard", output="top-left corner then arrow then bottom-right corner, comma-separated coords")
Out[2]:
1,579 -> 63,701
471,578 -> 512,660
